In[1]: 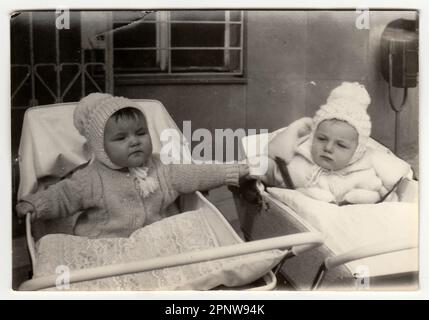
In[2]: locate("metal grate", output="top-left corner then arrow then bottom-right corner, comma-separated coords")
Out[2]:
11,12 -> 112,108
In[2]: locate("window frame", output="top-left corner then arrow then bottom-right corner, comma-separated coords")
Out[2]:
111,10 -> 247,85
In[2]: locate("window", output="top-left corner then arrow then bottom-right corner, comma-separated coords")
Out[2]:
110,10 -> 245,80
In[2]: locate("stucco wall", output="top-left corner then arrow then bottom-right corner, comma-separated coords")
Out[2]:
117,10 -> 419,161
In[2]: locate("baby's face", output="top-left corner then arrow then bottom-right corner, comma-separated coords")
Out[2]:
311,119 -> 358,171
104,114 -> 152,168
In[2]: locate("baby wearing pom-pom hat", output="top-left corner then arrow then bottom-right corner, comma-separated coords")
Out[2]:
265,82 -> 396,204
16,93 -> 249,237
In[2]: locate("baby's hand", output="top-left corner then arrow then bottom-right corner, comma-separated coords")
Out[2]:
238,163 -> 250,178
343,189 -> 381,204
353,169 -> 383,191
15,202 -> 36,220
289,117 -> 313,138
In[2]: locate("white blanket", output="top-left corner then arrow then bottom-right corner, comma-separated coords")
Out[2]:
33,209 -> 285,290
267,188 -> 418,277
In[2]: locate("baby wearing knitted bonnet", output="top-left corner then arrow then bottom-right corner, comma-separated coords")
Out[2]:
16,93 -> 249,238
264,82 -> 400,205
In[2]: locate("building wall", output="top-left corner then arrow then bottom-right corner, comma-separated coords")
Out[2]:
117,10 -> 419,161
11,10 -> 419,162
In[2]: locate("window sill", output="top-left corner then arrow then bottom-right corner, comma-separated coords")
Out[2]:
115,76 -> 248,86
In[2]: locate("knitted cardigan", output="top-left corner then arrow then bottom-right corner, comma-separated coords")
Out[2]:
22,154 -> 242,238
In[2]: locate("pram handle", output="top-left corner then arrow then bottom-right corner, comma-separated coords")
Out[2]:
19,231 -> 324,291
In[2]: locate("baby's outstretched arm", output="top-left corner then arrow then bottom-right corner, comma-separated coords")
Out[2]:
167,162 -> 249,195
16,167 -> 95,221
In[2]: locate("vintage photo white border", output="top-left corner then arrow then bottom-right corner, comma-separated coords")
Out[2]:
1,0 -> 428,300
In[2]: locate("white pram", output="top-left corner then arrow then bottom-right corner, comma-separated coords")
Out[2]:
232,129 -> 419,290
16,100 -> 324,291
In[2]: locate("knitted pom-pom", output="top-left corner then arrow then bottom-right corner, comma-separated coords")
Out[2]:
73,93 -> 112,137
327,82 -> 371,110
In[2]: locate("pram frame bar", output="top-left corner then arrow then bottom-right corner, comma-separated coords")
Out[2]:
25,213 -> 36,268
20,209 -> 323,291
311,239 -> 417,289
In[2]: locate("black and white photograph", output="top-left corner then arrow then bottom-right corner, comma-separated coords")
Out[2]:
8,7 -> 421,294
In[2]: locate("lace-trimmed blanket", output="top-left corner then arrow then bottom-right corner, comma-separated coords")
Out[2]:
34,209 -> 285,290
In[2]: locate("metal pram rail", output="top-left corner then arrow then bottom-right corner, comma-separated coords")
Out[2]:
20,212 -> 324,291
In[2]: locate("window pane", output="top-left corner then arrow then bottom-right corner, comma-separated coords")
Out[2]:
171,49 -> 224,71
171,23 -> 225,47
230,24 -> 241,47
110,10 -> 244,77
113,22 -> 156,48
170,11 -> 225,21
114,50 -> 158,71
228,50 -> 242,72
229,11 -> 242,22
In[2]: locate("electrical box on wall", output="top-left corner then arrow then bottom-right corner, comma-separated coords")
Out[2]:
380,18 -> 418,88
